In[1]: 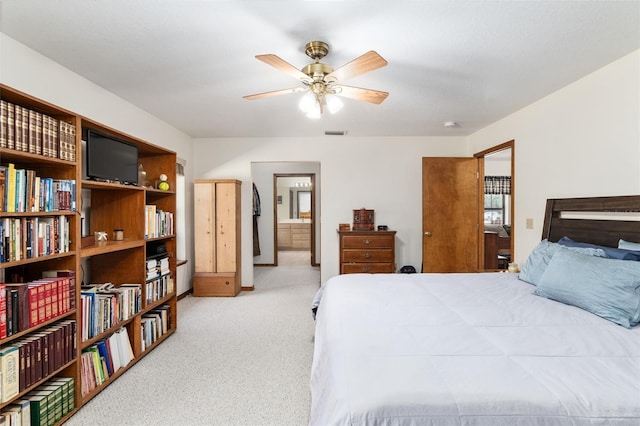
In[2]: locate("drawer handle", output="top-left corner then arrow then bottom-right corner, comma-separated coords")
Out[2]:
363,266 -> 371,272
363,253 -> 372,259
363,239 -> 371,244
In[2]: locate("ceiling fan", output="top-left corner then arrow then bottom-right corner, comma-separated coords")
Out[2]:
243,41 -> 389,118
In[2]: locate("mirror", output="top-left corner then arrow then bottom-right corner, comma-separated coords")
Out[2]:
276,176 -> 312,221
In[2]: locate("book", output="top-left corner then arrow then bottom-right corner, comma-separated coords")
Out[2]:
106,333 -> 122,373
115,327 -> 134,367
0,100 -> 7,148
95,340 -> 113,378
5,287 -> 15,337
26,388 -> 55,426
7,399 -> 30,426
0,345 -> 19,402
2,405 -> 21,426
26,392 -> 47,426
0,283 -> 6,339
6,102 -> 14,150
6,163 -> 15,213
0,166 -> 6,213
4,283 -> 30,332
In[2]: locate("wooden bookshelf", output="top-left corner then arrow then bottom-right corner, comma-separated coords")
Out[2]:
0,84 -> 178,422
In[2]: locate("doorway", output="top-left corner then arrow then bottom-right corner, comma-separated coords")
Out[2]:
274,174 -> 316,267
476,140 -> 514,271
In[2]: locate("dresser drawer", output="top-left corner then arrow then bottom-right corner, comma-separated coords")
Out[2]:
341,263 -> 395,274
193,272 -> 239,297
342,234 -> 393,249
338,230 -> 396,275
341,249 -> 394,263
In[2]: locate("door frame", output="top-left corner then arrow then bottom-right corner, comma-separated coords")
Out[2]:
273,173 -> 317,266
474,140 -> 515,269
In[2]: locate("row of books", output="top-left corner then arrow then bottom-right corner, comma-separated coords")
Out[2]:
0,271 -> 76,339
0,376 -> 75,426
80,283 -> 141,342
0,215 -> 71,264
145,274 -> 174,305
0,320 -> 76,402
0,164 -> 76,213
144,205 -> 174,239
0,100 -> 76,161
140,305 -> 171,352
80,327 -> 134,397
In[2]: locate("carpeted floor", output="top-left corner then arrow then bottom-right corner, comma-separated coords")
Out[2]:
65,251 -> 320,426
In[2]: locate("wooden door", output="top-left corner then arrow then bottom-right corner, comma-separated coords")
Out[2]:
194,181 -> 215,273
216,181 -> 240,273
422,157 -> 480,272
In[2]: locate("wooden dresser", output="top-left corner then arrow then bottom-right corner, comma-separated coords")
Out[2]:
338,230 -> 396,274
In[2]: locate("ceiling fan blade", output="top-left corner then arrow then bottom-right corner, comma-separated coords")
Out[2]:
325,51 -> 388,83
333,85 -> 389,104
243,87 -> 308,100
255,54 -> 312,83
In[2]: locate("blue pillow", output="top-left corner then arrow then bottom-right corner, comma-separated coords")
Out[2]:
518,240 -> 562,285
518,240 -> 606,286
619,239 -> 640,251
534,249 -> 640,328
558,236 -> 640,260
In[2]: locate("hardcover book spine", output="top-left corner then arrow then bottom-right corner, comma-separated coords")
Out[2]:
6,102 -> 15,150
0,100 -> 7,148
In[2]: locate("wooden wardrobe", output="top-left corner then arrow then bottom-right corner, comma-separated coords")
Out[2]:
193,179 -> 242,296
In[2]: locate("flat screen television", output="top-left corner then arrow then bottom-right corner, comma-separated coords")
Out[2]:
85,129 -> 139,185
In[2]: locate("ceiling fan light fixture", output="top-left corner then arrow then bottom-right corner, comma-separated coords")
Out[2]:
299,92 -> 322,119
326,95 -> 343,114
299,91 -> 316,112
246,41 -> 388,116
306,105 -> 322,119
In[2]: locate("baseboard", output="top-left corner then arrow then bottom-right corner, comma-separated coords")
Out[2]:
241,286 -> 255,291
177,289 -> 193,300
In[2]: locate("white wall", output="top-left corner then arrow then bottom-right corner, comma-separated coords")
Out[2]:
193,137 -> 468,285
468,50 -> 640,266
1,34 -> 196,287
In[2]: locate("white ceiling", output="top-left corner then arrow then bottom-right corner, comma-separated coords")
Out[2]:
1,1 -> 639,138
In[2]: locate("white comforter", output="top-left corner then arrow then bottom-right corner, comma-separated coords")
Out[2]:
310,273 -> 640,426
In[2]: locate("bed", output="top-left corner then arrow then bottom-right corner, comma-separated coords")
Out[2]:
310,195 -> 640,426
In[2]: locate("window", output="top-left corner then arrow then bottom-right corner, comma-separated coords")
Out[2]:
485,194 -> 505,224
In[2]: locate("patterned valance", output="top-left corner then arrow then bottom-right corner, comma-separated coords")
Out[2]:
485,176 -> 511,195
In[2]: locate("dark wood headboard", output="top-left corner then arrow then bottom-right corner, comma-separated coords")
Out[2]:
542,195 -> 640,246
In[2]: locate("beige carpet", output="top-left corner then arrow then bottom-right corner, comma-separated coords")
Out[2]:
65,252 -> 320,425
